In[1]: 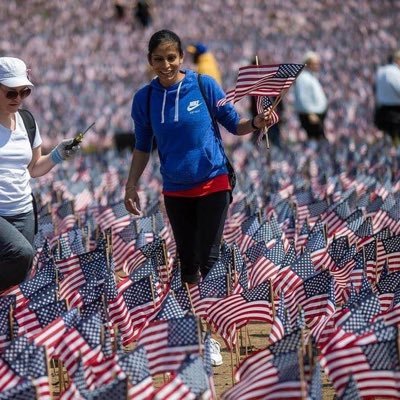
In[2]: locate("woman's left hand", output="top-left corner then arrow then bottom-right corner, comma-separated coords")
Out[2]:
253,110 -> 273,130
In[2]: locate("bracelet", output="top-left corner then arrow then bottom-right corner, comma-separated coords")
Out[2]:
251,117 -> 258,130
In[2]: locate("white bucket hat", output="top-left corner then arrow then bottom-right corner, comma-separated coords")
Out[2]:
0,57 -> 34,88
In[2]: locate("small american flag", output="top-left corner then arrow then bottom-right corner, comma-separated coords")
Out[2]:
222,329 -> 304,400
118,345 -> 155,399
137,315 -> 202,375
256,96 -> 280,131
217,63 -> 304,106
52,200 -> 77,234
14,299 -> 68,338
0,295 -> 16,352
206,281 -> 273,349
339,375 -> 361,400
153,354 -> 211,400
0,378 -> 37,399
248,240 -> 285,288
1,336 -> 50,399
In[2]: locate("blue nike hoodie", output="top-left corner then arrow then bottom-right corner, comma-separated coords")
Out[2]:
131,69 -> 240,191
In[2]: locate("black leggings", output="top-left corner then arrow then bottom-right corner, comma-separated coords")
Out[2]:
164,191 -> 230,284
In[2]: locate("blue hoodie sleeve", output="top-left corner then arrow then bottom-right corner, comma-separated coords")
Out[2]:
131,85 -> 154,152
199,74 -> 241,134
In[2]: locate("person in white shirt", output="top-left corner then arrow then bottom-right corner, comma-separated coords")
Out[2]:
0,57 -> 79,291
374,50 -> 400,145
294,51 -> 328,140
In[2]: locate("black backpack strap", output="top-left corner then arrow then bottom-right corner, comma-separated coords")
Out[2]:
197,74 -> 236,199
146,84 -> 153,132
197,74 -> 217,128
31,193 -> 38,235
19,109 -> 36,148
145,84 -> 158,151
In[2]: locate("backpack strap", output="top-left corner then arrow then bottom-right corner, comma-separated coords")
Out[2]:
145,84 -> 159,151
19,109 -> 36,148
18,109 -> 38,231
197,74 -> 217,129
146,84 -> 153,132
197,74 -> 236,197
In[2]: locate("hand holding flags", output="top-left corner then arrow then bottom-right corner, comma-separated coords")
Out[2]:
217,63 -> 304,147
256,96 -> 280,146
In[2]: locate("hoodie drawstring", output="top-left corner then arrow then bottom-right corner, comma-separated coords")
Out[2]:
160,80 -> 183,124
174,81 -> 183,122
161,89 -> 167,124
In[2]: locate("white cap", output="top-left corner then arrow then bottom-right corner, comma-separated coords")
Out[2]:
0,57 -> 34,88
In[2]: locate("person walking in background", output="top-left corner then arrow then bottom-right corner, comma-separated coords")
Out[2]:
186,42 -> 222,85
0,57 -> 80,291
374,49 -> 400,145
294,51 -> 328,141
134,0 -> 152,28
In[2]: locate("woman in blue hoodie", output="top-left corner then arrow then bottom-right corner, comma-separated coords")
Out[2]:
125,29 -> 270,285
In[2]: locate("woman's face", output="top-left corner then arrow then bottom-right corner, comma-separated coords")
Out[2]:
149,42 -> 184,87
0,84 -> 31,115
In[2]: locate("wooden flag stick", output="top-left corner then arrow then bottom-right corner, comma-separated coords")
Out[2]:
86,226 -> 91,252
270,279 -> 276,318
185,282 -> 196,315
100,325 -> 105,346
308,340 -> 314,370
162,241 -> 170,283
149,275 -> 156,308
232,247 -> 238,288
113,325 -> 119,353
226,273 -> 231,296
246,325 -> 253,352
55,268 -> 59,301
323,223 -> 328,244
257,209 -> 263,224
126,376 -> 130,400
58,359 -> 65,392
298,345 -> 306,400
197,318 -> 203,356
397,326 -> 400,362
230,347 -> 235,386
235,333 -> 241,365
8,303 -> 14,341
45,349 -> 54,399
254,55 -> 270,149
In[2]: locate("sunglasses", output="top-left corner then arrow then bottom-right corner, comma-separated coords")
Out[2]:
0,84 -> 32,100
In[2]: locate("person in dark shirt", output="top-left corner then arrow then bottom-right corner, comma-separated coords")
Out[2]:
134,0 -> 152,28
374,50 -> 400,145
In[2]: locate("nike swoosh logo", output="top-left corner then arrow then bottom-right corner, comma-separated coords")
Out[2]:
187,103 -> 201,112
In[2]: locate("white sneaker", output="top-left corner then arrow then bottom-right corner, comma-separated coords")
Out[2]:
210,338 -> 223,366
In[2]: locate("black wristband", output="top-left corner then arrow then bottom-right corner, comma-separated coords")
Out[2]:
251,117 -> 258,130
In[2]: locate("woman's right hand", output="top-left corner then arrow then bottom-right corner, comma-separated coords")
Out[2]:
124,186 -> 141,215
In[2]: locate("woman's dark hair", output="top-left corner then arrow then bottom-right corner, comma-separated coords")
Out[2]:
148,30 -> 183,58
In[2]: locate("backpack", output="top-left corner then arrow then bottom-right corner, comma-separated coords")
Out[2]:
18,108 -> 38,233
19,109 -> 36,148
146,74 -> 236,199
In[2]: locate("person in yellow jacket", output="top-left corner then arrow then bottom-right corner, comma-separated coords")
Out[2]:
186,42 -> 222,85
